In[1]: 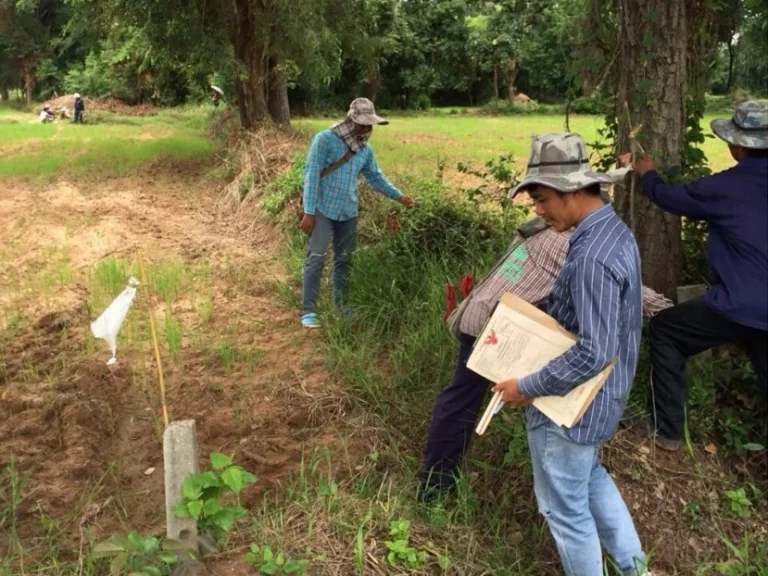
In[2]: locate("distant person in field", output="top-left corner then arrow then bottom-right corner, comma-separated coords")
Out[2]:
73,93 -> 85,123
299,97 -> 416,329
210,86 -> 223,107
39,105 -> 54,123
421,160 -> 672,500
622,101 -> 768,451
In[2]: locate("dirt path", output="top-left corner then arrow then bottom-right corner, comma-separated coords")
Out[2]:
0,160 -> 351,563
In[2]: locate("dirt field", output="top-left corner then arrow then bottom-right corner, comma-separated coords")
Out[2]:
0,131 -> 360,572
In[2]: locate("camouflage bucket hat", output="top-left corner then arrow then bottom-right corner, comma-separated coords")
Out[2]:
347,97 -> 389,126
509,132 -> 614,198
711,101 -> 768,150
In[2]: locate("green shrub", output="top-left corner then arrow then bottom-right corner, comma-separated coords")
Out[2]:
480,99 -> 562,116
415,94 -> 432,111
569,96 -> 600,115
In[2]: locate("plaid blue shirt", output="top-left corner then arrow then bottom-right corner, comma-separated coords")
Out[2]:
303,129 -> 402,221
518,204 -> 643,444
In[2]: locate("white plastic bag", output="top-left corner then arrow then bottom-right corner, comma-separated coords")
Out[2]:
91,277 -> 139,365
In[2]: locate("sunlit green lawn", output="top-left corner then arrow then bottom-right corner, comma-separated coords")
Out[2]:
297,113 -> 735,181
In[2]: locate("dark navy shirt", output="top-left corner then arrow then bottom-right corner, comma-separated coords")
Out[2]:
641,157 -> 768,331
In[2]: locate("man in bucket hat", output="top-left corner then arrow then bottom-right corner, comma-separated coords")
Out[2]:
624,101 -> 768,451
421,197 -> 673,499
300,98 -> 415,328
490,133 -> 648,576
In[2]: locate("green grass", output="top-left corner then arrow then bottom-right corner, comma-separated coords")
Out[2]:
0,105 -> 216,183
296,113 -> 735,181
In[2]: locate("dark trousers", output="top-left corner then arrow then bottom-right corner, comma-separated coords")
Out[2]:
422,333 -> 492,489
649,298 -> 767,440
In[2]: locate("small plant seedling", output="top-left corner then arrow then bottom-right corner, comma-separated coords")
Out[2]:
92,532 -> 185,576
684,502 -> 702,530
723,488 -> 753,518
174,452 -> 257,542
244,544 -> 309,575
384,519 -> 427,568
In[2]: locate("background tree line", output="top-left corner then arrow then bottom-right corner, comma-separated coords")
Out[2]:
1,0 -> 765,125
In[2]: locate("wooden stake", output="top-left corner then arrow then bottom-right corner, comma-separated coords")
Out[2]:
136,250 -> 169,427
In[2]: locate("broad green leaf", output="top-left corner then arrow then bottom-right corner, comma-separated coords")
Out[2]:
276,551 -> 285,566
196,471 -> 221,489
284,559 -> 308,573
221,466 -> 244,493
187,500 -> 204,519
141,567 -> 162,576
210,452 -> 233,470
92,541 -> 126,556
260,561 -> 278,575
743,443 -> 765,452
109,554 -> 127,575
182,477 -> 203,501
203,498 -> 222,516
159,552 -> 178,564
210,508 -> 237,531
127,532 -> 143,549
263,546 -> 274,562
438,554 -> 450,570
240,470 -> 258,486
140,536 -> 160,554
174,502 -> 191,518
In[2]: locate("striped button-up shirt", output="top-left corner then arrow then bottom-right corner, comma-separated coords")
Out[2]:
518,204 -> 643,444
459,223 -> 672,337
303,129 -> 402,221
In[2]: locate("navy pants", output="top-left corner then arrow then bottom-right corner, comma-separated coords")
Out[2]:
422,333 -> 492,490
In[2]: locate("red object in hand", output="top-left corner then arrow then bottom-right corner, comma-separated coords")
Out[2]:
386,210 -> 401,233
459,274 -> 474,298
444,284 -> 457,322
485,329 -> 498,345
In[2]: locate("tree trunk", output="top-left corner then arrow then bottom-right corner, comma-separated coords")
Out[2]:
22,64 -> 35,105
233,0 -> 269,130
361,61 -> 382,103
267,58 -> 291,126
616,0 -> 687,298
1,87 -> 8,102
726,37 -> 735,93
492,64 -> 499,100
505,59 -> 519,102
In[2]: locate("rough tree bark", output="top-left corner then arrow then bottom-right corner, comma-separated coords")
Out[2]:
726,38 -> 735,93
361,61 -> 382,103
267,58 -> 291,126
21,62 -> 35,105
504,59 -> 519,102
233,0 -> 269,130
616,0 -> 687,298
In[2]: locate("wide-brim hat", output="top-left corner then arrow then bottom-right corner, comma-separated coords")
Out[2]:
73,93 -> 81,99
711,100 -> 768,150
509,133 -> 614,198
347,97 -> 389,126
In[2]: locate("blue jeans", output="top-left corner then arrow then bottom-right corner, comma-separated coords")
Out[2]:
302,212 -> 357,315
528,422 -> 646,576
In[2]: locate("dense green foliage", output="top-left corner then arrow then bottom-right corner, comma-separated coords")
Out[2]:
2,0 -> 765,120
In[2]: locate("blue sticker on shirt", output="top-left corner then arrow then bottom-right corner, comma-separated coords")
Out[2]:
499,244 -> 529,283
